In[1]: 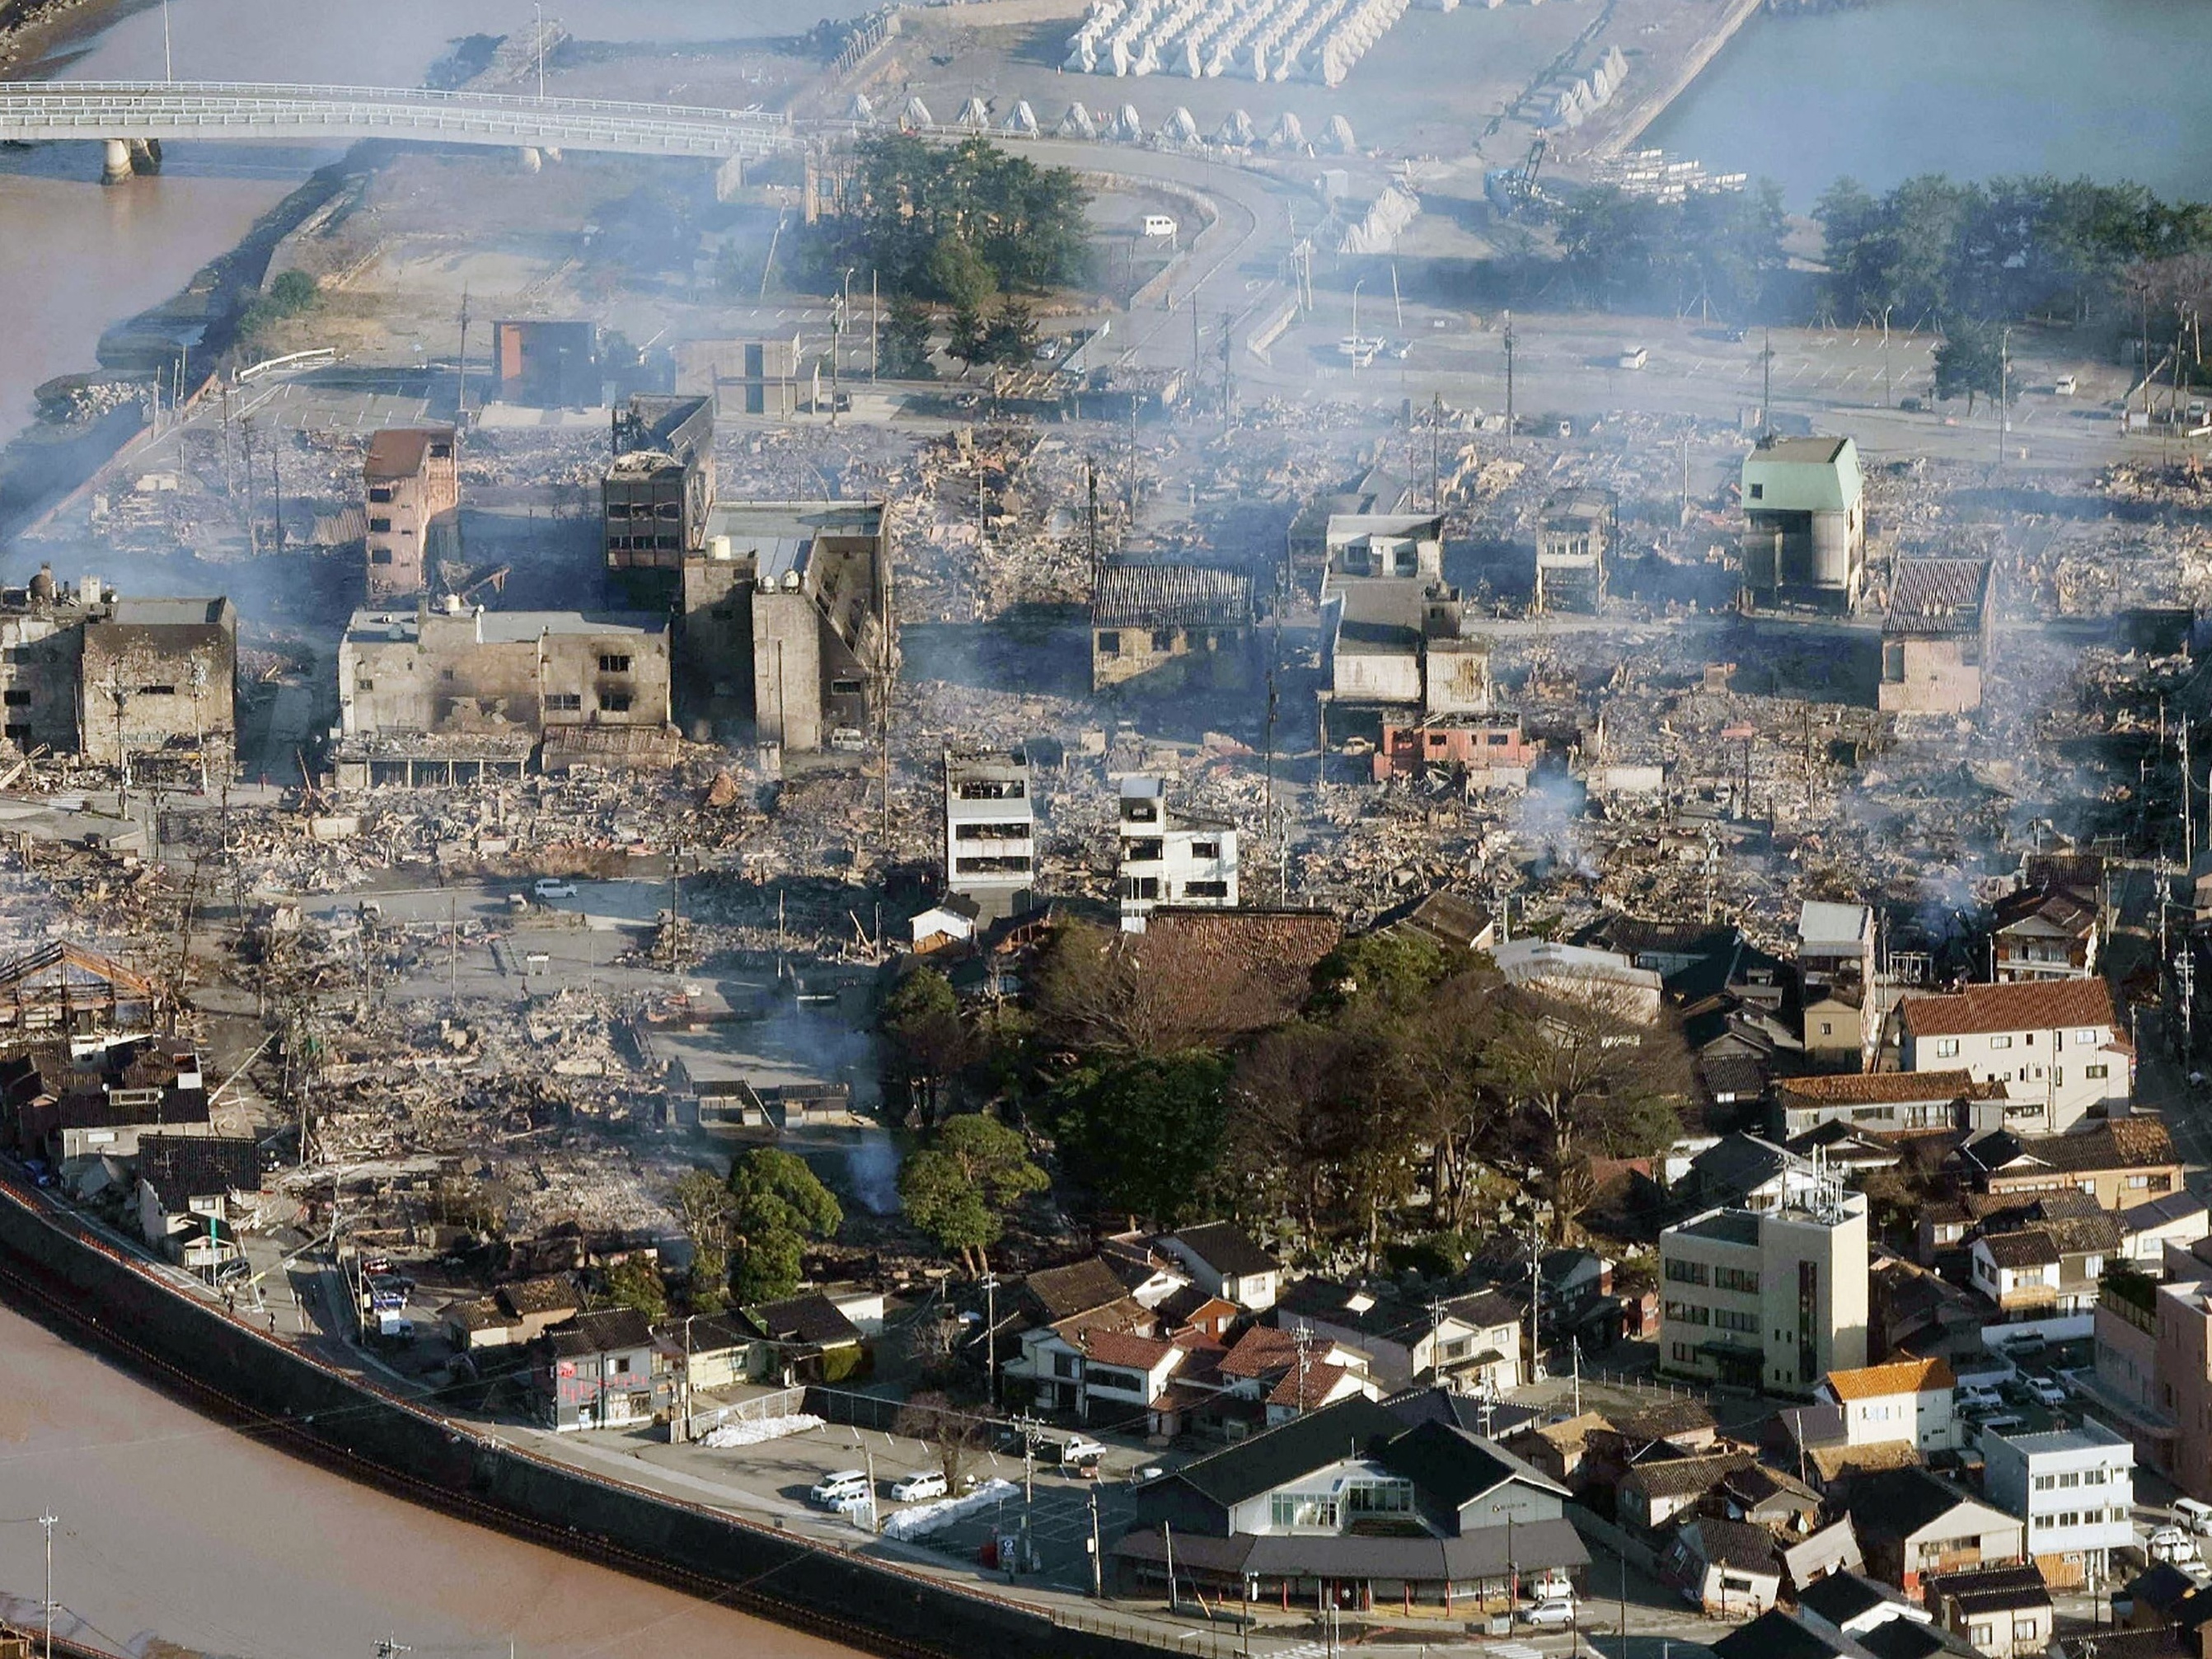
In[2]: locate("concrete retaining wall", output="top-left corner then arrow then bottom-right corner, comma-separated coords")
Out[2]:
0,1178 -> 1179,1659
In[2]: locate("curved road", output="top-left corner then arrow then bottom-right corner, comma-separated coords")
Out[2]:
0,1299 -> 860,1659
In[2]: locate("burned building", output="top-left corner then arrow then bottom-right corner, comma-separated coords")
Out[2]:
943,748 -> 1037,923
363,427 -> 458,598
334,599 -> 673,787
1286,480 -> 1419,595
1,571 -> 237,776
1879,558 -> 1994,715
1740,436 -> 1867,612
604,394 -> 716,607
492,319 -> 598,407
1118,774 -> 1237,930
1090,564 -> 1255,694
677,501 -> 891,753
1535,488 -> 1617,614
1320,581 -> 1488,748
676,335 -> 803,420
1373,715 -> 1534,785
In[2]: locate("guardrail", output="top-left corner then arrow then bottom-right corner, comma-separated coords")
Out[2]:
0,81 -> 791,158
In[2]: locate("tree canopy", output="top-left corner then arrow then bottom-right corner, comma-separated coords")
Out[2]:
1045,1052 -> 1230,1227
1557,182 -> 1787,319
726,1148 -> 843,1305
817,135 -> 1090,303
897,1113 -> 1048,1273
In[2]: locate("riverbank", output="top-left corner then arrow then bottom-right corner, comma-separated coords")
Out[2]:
0,0 -> 138,75
1583,0 -> 1766,159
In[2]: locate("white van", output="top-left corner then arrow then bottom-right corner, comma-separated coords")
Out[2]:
2176,1497 -> 2212,1537
809,1469 -> 869,1507
1142,214 -> 1178,239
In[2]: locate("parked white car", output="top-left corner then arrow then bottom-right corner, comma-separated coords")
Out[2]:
1058,1435 -> 1107,1465
2026,1375 -> 2068,1408
2174,1497 -> 2212,1537
2149,1525 -> 2200,1565
809,1469 -> 869,1507
533,879 -> 579,899
889,1471 -> 949,1503
1521,1598 -> 1577,1629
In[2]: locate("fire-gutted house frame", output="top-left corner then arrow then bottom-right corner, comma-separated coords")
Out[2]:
0,943 -> 156,1038
1091,564 -> 1256,694
603,395 -> 716,608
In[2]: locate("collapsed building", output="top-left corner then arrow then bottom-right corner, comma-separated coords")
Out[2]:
1535,488 -> 1617,614
363,427 -> 459,598
677,501 -> 891,752
0,568 -> 237,777
491,318 -> 599,407
333,599 -> 674,787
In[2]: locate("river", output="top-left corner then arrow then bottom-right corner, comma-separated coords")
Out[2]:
1643,0 -> 2212,208
0,1296 -> 865,1659
0,0 -> 871,457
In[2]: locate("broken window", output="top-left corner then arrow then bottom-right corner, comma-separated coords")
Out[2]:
1151,629 -> 1174,651
1184,879 -> 1229,899
546,693 -> 581,712
368,486 -> 394,504
598,654 -> 632,674
831,678 -> 864,697
370,547 -> 394,565
1190,841 -> 1219,860
1098,630 -> 1120,655
138,685 -> 176,696
1125,838 -> 1164,861
368,518 -> 392,533
599,692 -> 633,714
1,691 -> 27,706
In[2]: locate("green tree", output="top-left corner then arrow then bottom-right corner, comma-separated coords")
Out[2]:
926,233 -> 999,312
978,296 -> 1038,366
268,269 -> 320,312
1933,316 -> 2008,412
882,966 -> 972,1127
598,1254 -> 668,1322
1308,932 -> 1450,1021
726,1148 -> 842,1304
881,298 -> 937,379
945,306 -> 988,373
898,1113 -> 1047,1274
1047,1052 -> 1230,1226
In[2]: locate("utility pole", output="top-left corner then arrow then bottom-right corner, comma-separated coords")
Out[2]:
39,1511 -> 55,1659
1880,304 -> 1894,408
980,1269 -> 1000,1407
1502,310 -> 1516,436
1760,329 -> 1775,437
870,268 -> 879,382
376,1638 -> 411,1659
533,1 -> 546,100
241,415 -> 258,555
456,285 -> 472,419
1089,1490 -> 1104,1597
1997,325 -> 2011,468
1680,430 -> 1690,526
161,0 -> 171,81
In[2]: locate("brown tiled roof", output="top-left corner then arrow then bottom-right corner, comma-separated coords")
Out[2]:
1823,1357 -> 1955,1401
1900,978 -> 2120,1038
1808,1440 -> 1923,1483
1778,1070 -> 1998,1106
1968,1119 -> 2175,1179
1216,1324 -> 1299,1378
1885,558 -> 1991,635
1082,1328 -> 1177,1371
363,426 -> 453,480
1992,885 -> 2097,936
1025,1256 -> 1138,1323
1267,1359 -> 1354,1409
1625,1450 -> 1755,1500
1094,563 -> 1253,630
1979,1230 -> 2061,1269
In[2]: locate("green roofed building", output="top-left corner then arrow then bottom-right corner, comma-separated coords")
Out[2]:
1741,435 -> 1867,613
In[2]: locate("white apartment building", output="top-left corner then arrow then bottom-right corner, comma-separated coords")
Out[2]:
1816,1357 -> 1961,1453
1896,979 -> 2131,1136
943,749 -> 1036,923
1980,1418 -> 2133,1582
1117,774 -> 1237,930
1658,1188 -> 1868,1400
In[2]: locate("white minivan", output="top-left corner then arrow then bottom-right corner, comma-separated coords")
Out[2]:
809,1469 -> 869,1507
1142,213 -> 1178,239
2176,1497 -> 2212,1537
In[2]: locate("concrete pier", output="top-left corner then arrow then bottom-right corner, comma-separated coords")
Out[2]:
100,136 -> 130,185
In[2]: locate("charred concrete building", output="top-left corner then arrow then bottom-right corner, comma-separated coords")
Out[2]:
0,569 -> 237,777
603,394 -> 716,608
675,336 -> 803,420
1535,488 -> 1617,614
676,501 -> 891,753
1879,559 -> 1994,715
1740,436 -> 1867,613
335,599 -> 673,787
363,427 -> 459,598
943,748 -> 1037,923
1090,564 -> 1255,694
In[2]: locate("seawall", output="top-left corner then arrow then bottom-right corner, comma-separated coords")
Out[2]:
0,1174 -> 1185,1659
1596,0 -> 1765,157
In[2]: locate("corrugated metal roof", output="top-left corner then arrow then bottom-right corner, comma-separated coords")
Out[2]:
1886,559 -> 1992,635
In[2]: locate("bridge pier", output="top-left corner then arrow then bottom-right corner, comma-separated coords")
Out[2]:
517,145 -> 541,173
100,137 -> 131,185
129,138 -> 161,175
714,154 -> 745,203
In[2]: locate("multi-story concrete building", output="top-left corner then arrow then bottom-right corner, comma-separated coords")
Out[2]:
363,427 -> 458,598
1740,435 -> 1867,612
676,335 -> 802,420
1534,488 -> 1615,614
603,394 -> 715,607
675,501 -> 890,752
1880,558 -> 1994,715
1117,775 -> 1236,930
1897,979 -> 2131,1134
1981,1418 -> 2133,1584
942,749 -> 1036,923
1657,1187 -> 1868,1398
1797,901 -> 1875,993
1371,715 -> 1531,785
0,569 -> 237,779
491,319 -> 598,406
334,600 -> 671,787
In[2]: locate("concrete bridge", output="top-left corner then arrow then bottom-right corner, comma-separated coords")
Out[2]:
0,81 -> 794,182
